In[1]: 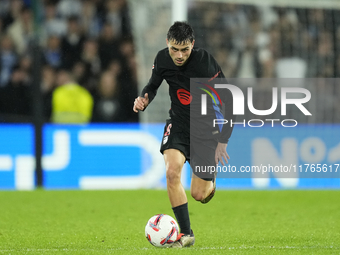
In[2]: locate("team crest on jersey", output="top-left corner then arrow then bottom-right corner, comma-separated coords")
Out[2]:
163,123 -> 172,144
177,89 -> 192,105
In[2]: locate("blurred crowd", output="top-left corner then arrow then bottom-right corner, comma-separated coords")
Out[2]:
0,0 -> 138,123
190,3 -> 340,79
1,1 -> 340,123
189,3 -> 340,122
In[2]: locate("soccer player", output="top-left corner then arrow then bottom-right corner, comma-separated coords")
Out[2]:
133,21 -> 234,248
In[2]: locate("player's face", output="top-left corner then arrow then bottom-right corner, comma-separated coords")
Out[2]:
167,39 -> 194,66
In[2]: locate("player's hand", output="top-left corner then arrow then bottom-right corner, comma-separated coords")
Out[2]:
133,93 -> 149,112
215,142 -> 230,166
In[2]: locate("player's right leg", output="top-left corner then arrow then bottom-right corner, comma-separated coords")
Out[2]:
163,149 -> 194,248
164,149 -> 187,208
160,119 -> 194,248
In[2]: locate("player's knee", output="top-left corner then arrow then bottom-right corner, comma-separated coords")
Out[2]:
166,163 -> 182,186
191,189 -> 205,201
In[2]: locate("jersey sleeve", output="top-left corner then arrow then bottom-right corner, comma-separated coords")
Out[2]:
140,53 -> 164,105
208,56 -> 236,144
218,84 -> 235,144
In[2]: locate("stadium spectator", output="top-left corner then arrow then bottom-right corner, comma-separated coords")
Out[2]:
92,70 -> 125,122
71,61 -> 87,88
60,16 -> 85,69
56,0 -> 82,19
80,38 -> 102,93
222,4 -> 249,36
51,69 -> 93,123
230,34 -> 261,78
7,6 -> 34,55
0,0 -> 11,18
43,35 -> 62,68
18,54 -> 32,81
98,22 -> 120,70
105,0 -> 126,38
0,35 -> 18,87
0,0 -> 23,30
117,38 -> 139,122
42,1 -> 67,40
41,65 -> 56,120
41,65 -> 56,94
119,37 -> 136,81
0,66 -> 31,117
107,59 -> 121,78
313,31 -> 334,77
0,18 -> 4,35
81,0 -> 102,37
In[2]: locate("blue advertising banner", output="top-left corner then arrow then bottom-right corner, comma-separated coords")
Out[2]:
43,124 -> 166,189
0,125 -> 34,190
0,124 -> 339,190
217,124 -> 340,189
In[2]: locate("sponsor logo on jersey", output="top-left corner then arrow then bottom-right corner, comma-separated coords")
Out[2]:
177,89 -> 192,105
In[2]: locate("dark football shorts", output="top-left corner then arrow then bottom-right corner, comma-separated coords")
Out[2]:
160,118 -> 217,181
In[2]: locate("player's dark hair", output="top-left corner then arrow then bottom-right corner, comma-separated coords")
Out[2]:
167,21 -> 195,44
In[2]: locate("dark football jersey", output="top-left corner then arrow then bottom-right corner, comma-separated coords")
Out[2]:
141,47 -> 235,143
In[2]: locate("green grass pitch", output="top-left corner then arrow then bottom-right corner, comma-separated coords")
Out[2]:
0,190 -> 339,254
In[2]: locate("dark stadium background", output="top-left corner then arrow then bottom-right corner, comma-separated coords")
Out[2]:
0,1 -> 339,253
0,0 -> 339,190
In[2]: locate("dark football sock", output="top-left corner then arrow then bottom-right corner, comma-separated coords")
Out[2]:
172,202 -> 191,235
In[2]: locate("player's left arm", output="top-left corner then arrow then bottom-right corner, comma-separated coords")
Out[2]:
209,59 -> 235,165
215,142 -> 229,166
214,79 -> 233,166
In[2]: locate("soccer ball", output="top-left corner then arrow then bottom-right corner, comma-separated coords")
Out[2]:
145,214 -> 179,248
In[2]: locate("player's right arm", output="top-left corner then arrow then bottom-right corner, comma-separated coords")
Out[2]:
133,93 -> 149,112
133,53 -> 164,113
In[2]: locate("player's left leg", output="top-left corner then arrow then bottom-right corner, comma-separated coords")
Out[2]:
191,174 -> 216,203
190,175 -> 213,201
190,137 -> 217,204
